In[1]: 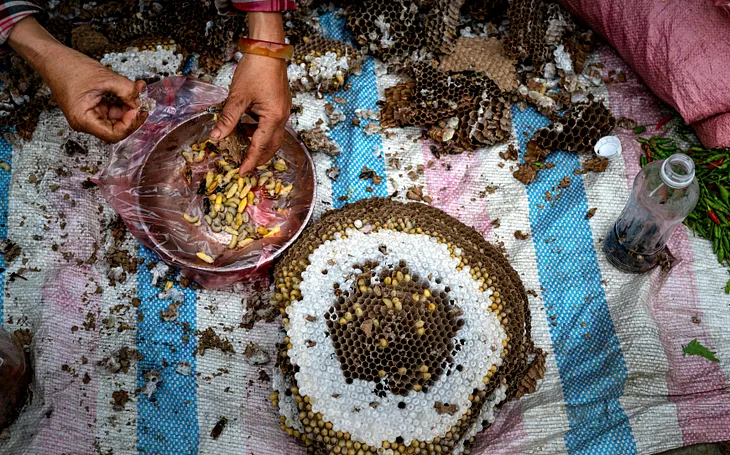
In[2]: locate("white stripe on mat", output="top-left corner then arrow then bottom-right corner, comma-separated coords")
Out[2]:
289,91 -> 332,221
374,60 -> 428,200
474,139 -> 570,455
194,287 -> 305,455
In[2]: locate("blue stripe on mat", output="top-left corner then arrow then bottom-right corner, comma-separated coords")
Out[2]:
0,136 -> 12,323
136,246 -> 199,455
512,105 -> 637,455
319,12 -> 387,210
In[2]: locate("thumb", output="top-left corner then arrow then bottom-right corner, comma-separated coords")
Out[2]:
100,74 -> 142,109
211,97 -> 248,141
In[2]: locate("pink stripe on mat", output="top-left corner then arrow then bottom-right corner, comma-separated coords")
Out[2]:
421,142 -> 494,241
473,401 -> 529,454
601,44 -> 730,446
32,265 -> 100,455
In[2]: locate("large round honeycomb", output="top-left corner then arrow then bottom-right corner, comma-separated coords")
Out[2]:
271,198 -> 545,455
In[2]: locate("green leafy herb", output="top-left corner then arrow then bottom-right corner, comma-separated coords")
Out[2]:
633,126 -> 646,134
682,339 -> 720,362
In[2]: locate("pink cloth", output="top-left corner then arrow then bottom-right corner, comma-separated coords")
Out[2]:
559,0 -> 730,148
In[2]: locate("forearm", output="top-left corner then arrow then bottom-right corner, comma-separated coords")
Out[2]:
7,16 -> 68,78
247,12 -> 285,43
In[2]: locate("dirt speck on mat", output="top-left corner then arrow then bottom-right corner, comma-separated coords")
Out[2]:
195,328 -> 235,356
111,390 -> 130,411
210,417 -> 228,440
583,157 -> 609,173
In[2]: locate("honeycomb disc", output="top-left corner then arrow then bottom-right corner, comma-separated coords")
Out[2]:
271,199 -> 545,455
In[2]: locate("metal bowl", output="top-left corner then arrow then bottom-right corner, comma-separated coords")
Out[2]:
134,113 -> 316,288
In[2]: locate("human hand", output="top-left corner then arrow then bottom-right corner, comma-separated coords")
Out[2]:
8,17 -> 147,143
211,53 -> 292,175
210,11 -> 292,176
43,49 -> 148,143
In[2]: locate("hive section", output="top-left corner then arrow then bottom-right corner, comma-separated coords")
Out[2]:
438,37 -> 518,93
529,98 -> 615,154
463,0 -> 509,21
345,0 -> 423,61
424,0 -> 465,55
271,198 -> 545,454
326,263 -> 462,396
505,0 -> 550,70
382,62 -> 512,153
289,35 -> 364,94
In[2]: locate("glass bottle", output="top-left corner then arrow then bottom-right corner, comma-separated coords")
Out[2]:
604,153 -> 700,273
0,327 -> 30,431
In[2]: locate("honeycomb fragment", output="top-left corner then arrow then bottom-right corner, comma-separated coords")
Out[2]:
289,35 -> 364,94
271,198 -> 546,455
382,62 -> 512,153
404,61 -> 491,126
71,25 -> 110,57
345,0 -> 423,61
564,30 -> 596,75
505,0 -> 550,70
424,0 -> 465,55
545,2 -> 577,46
380,81 -> 416,129
438,37 -> 518,93
463,0 -> 509,22
104,0 -> 246,71
530,98 -> 616,154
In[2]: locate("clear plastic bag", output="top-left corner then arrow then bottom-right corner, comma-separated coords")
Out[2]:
97,77 -> 315,289
0,328 -> 30,431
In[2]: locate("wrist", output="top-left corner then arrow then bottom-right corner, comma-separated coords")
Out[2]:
247,12 -> 286,43
7,17 -> 66,77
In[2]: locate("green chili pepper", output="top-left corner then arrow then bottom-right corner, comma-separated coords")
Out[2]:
640,156 -> 648,168
719,247 -> 726,264
658,145 -> 678,152
655,138 -> 673,145
725,279 -> 730,294
634,126 -> 646,134
637,138 -> 650,144
719,185 -> 730,206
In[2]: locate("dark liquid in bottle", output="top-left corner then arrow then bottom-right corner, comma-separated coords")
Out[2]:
603,223 -> 662,273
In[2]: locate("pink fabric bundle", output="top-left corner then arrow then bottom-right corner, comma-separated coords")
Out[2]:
559,0 -> 730,148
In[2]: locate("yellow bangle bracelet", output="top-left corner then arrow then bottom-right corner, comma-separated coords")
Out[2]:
238,38 -> 294,61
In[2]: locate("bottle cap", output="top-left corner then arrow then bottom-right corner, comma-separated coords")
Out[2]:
594,136 -> 622,160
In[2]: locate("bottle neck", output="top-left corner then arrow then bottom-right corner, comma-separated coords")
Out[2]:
660,153 -> 695,189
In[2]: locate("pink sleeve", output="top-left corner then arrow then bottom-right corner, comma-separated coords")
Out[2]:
0,0 -> 42,46
231,0 -> 296,11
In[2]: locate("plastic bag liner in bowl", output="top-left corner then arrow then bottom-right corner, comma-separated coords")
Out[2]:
96,77 -> 316,289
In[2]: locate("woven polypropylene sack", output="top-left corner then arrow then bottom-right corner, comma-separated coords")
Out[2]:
559,0 -> 730,148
